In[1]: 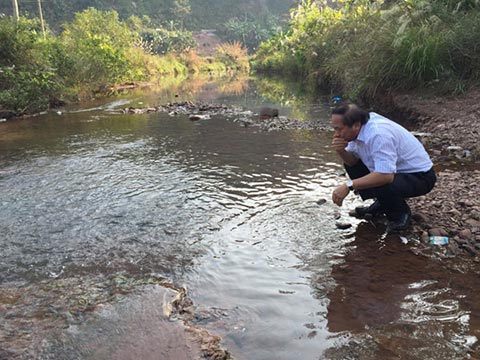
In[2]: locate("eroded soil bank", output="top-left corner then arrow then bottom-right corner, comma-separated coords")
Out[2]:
377,90 -> 480,258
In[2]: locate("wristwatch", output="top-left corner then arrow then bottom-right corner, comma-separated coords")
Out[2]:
346,180 -> 354,191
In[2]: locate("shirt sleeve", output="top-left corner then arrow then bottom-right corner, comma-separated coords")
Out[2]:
369,133 -> 398,173
345,141 -> 357,156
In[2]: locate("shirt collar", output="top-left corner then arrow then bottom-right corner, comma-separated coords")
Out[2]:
356,122 -> 368,143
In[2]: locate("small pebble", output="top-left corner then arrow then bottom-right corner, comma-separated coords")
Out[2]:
459,229 -> 472,240
335,221 -> 352,230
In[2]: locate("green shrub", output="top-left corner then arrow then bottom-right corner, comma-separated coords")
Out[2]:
0,67 -> 62,113
139,26 -> 196,55
0,16 -> 41,67
0,16 -> 65,112
60,8 -> 137,91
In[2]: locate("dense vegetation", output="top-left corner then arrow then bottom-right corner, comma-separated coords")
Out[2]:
0,0 -> 294,115
253,0 -> 480,99
3,0 -> 480,115
0,9 -> 250,114
0,0 -> 295,50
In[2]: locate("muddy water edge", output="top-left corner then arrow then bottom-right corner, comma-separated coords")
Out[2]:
1,78 -> 479,359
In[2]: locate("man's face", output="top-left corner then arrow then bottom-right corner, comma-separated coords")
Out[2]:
331,114 -> 360,141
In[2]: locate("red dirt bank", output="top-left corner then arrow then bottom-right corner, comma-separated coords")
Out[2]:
387,90 -> 480,257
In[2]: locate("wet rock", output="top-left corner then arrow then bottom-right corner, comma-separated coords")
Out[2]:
335,221 -> 352,230
316,198 -> 327,205
428,227 -> 448,237
189,114 -> 211,121
234,117 -> 253,127
187,327 -> 232,360
259,107 -> 279,119
447,145 -> 463,151
119,101 -> 235,119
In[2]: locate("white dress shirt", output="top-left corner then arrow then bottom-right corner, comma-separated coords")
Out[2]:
345,112 -> 433,173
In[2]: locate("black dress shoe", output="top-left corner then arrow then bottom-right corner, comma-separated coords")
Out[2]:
349,200 -> 384,219
386,209 -> 412,233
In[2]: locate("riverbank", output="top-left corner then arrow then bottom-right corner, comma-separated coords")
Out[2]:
384,90 -> 480,258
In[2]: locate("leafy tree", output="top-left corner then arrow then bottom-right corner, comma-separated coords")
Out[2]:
172,0 -> 191,28
223,14 -> 283,51
61,8 -> 136,87
0,0 -> 296,35
0,16 -> 65,112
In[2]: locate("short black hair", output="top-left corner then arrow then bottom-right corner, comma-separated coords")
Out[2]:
332,103 -> 369,127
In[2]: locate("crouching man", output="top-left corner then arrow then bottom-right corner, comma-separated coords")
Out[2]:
330,103 -> 436,232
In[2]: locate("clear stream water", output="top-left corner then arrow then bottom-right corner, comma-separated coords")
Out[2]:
1,77 -> 479,359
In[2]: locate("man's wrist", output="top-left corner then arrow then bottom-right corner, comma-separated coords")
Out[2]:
345,180 -> 354,191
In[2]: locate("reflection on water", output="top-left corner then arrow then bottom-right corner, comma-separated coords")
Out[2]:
0,75 -> 479,359
324,222 -> 480,359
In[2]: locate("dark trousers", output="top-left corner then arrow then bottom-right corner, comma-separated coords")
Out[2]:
345,161 -> 436,219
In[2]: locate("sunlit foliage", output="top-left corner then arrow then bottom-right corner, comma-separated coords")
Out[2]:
254,0 -> 480,98
0,7 -> 251,114
0,17 -> 64,113
215,41 -> 250,72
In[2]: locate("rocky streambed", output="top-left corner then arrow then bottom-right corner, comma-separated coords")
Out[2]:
114,101 -> 330,131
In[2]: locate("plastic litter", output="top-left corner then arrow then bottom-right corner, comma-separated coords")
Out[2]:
400,236 -> 408,244
429,236 -> 449,245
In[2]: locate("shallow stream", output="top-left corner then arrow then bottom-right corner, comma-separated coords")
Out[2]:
1,76 -> 479,359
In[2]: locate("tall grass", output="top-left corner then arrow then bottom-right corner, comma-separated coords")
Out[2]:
215,41 -> 250,72
254,0 -> 480,98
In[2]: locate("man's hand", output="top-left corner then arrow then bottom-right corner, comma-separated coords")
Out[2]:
331,135 -> 359,166
332,184 -> 349,206
331,135 -> 348,152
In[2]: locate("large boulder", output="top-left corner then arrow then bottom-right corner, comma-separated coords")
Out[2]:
259,107 -> 279,119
